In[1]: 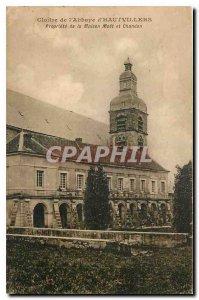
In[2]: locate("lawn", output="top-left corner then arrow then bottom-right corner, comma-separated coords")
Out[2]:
7,237 -> 193,295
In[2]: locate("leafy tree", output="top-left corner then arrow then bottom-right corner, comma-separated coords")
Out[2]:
95,166 -> 111,229
173,161 -> 192,233
84,166 -> 111,230
84,166 -> 97,229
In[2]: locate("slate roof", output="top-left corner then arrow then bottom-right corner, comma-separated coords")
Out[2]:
110,92 -> 147,113
7,129 -> 168,172
7,89 -> 109,145
6,89 -> 168,172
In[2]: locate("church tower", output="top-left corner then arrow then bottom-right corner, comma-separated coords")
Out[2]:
109,58 -> 148,147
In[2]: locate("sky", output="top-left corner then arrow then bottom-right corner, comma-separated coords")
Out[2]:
7,7 -> 192,187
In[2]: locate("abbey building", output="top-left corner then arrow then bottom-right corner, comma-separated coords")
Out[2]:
6,58 -> 172,230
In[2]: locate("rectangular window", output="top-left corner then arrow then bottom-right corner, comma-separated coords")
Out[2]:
130,178 -> 135,192
161,181 -> 166,193
37,170 -> 44,187
152,180 -> 156,193
140,179 -> 145,192
60,173 -> 67,189
107,176 -> 111,191
117,118 -> 126,131
77,174 -> 84,190
118,178 -> 123,192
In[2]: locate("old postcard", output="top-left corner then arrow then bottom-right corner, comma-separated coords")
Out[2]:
6,6 -> 193,295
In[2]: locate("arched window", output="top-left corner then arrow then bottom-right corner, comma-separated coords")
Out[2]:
116,116 -> 127,132
130,203 -> 136,216
160,203 -> 167,224
140,203 -> 147,218
138,116 -> 143,132
118,203 -> 125,220
138,135 -> 144,146
33,203 -> 46,228
76,204 -> 83,222
115,134 -> 127,146
59,203 -> 70,228
151,203 -> 157,212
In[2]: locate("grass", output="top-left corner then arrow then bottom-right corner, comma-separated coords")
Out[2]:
7,237 -> 193,295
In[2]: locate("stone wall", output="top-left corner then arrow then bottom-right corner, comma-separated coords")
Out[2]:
7,154 -> 172,230
7,227 -> 189,248
7,154 -> 169,197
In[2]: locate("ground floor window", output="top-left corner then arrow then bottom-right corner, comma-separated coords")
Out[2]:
140,203 -> 147,221
118,203 -> 125,220
33,203 -> 46,228
160,203 -> 167,224
76,204 -> 83,222
130,203 -> 136,216
59,203 -> 69,228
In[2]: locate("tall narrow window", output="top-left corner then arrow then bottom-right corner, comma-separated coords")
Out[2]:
130,203 -> 135,216
130,178 -> 135,192
118,203 -> 125,220
151,180 -> 156,193
77,204 -> 83,222
140,179 -> 146,192
107,176 -> 112,191
60,173 -> 67,189
161,181 -> 166,193
118,178 -> 123,192
116,116 -> 127,132
37,170 -> 44,187
138,116 -> 143,132
77,174 -> 84,190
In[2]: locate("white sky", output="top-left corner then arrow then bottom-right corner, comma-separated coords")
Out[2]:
7,6 -> 192,187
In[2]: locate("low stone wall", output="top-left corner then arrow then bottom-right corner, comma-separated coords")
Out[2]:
7,226 -> 189,248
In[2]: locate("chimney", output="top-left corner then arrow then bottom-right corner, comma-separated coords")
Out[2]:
18,130 -> 24,151
75,138 -> 82,143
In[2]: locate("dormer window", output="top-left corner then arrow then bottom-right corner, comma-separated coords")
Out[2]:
138,116 -> 143,132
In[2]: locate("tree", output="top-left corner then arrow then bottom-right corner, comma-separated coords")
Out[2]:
84,166 -> 97,229
95,166 -> 111,229
173,161 -> 192,233
84,166 -> 111,230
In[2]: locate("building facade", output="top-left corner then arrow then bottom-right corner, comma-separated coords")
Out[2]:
6,59 -> 173,230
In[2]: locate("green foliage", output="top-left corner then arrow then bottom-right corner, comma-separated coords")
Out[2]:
173,161 -> 192,233
84,166 -> 111,230
7,238 -> 193,294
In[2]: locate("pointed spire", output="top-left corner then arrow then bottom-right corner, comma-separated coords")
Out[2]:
124,57 -> 132,71
124,57 -> 131,64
